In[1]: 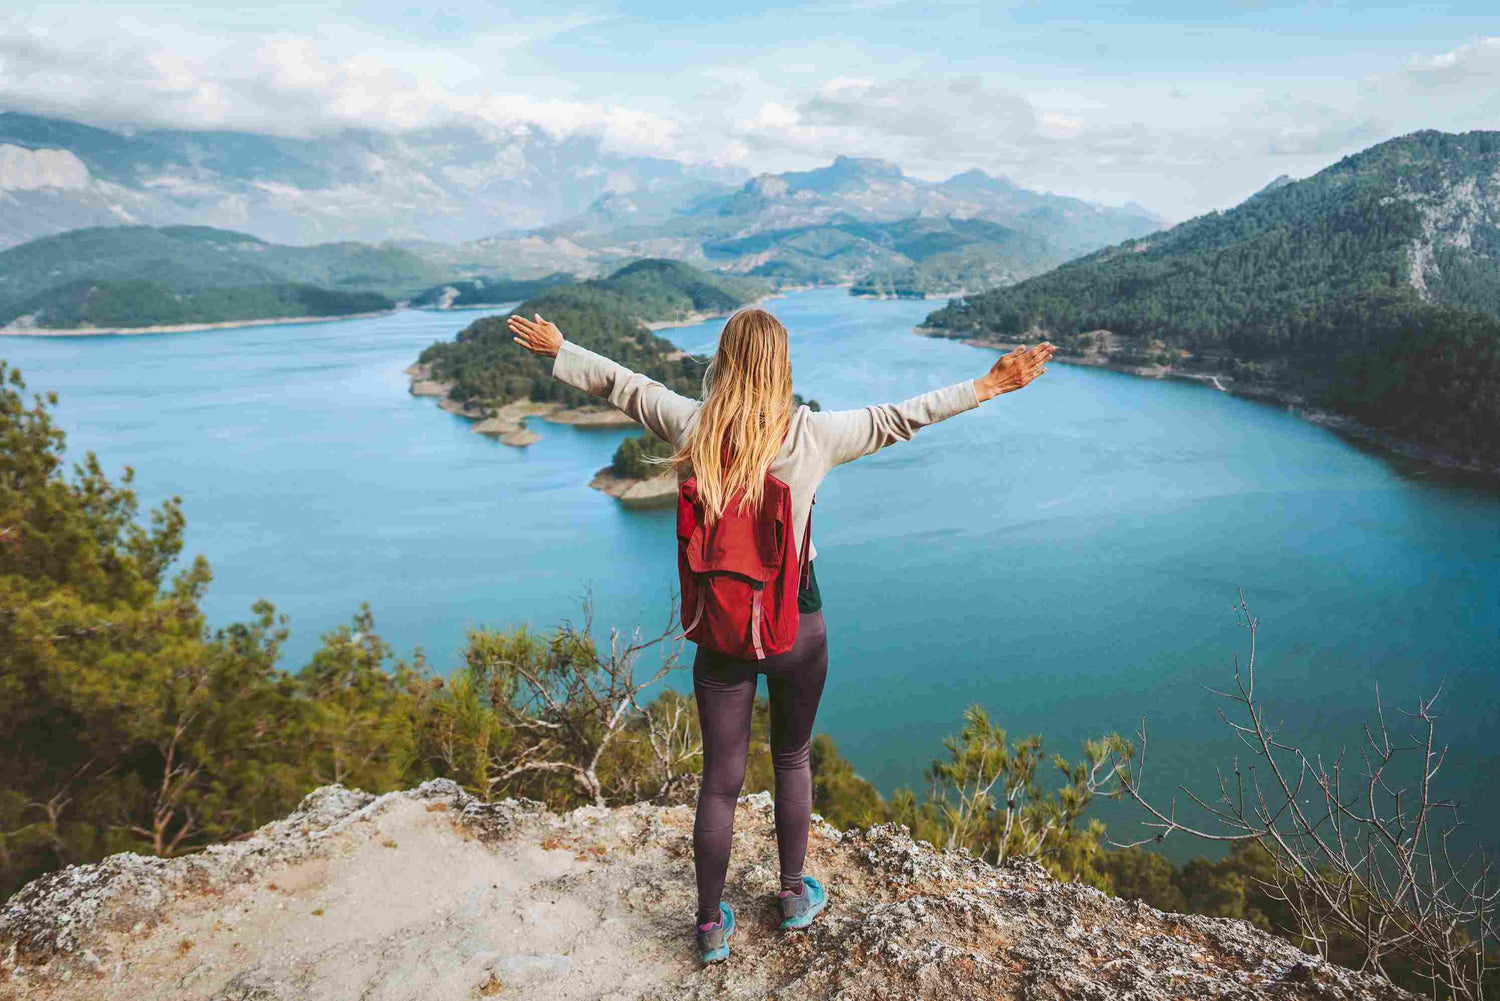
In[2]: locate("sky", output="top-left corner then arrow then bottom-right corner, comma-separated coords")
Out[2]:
2,1 -> 1498,220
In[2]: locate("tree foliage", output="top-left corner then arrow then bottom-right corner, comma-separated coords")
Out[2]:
0,224 -> 443,324
5,279 -> 392,329
416,258 -> 769,410
921,130 -> 1500,464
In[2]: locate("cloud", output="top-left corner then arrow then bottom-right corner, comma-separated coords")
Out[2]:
0,13 -> 676,156
1,11 -> 1498,219
1400,36 -> 1500,94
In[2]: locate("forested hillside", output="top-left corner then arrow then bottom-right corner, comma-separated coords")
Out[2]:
700,215 -> 1060,293
416,259 -> 768,409
3,280 -> 390,329
922,130 -> 1500,465
0,224 -> 448,328
408,272 -> 575,309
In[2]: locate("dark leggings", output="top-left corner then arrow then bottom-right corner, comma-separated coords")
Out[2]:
692,610 -> 829,925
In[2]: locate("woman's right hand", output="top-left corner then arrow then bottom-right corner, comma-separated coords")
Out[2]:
974,342 -> 1055,402
508,313 -> 564,358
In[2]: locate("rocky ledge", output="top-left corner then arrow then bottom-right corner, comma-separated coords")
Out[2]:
0,780 -> 1414,1001
587,467 -> 679,508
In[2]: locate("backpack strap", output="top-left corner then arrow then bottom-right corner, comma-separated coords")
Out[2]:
678,577 -> 705,639
799,493 -> 815,590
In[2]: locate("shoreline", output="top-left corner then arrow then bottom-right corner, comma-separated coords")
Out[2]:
852,287 -> 975,301
411,301 -> 523,313
0,309 -> 396,337
404,363 -> 638,447
921,328 -> 1500,478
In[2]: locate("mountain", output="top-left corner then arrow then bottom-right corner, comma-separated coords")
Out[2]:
465,157 -> 1168,292
681,155 -> 1162,256
0,780 -> 1415,1000
0,224 -> 444,328
0,112 -> 747,249
921,129 -> 1500,467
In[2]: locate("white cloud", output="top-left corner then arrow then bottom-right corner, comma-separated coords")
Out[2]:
1,11 -> 1498,219
0,13 -> 677,157
1401,36 -> 1500,93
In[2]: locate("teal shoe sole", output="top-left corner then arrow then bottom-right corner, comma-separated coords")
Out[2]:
779,875 -> 828,931
699,902 -> 736,964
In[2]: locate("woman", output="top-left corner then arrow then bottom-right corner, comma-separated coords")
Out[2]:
508,306 -> 1054,964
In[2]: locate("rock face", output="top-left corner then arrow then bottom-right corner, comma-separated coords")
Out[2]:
0,780 -> 1415,1001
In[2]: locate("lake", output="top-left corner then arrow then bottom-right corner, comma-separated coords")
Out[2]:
5,287 -> 1498,860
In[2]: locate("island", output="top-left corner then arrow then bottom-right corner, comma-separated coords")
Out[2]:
406,258 -> 769,449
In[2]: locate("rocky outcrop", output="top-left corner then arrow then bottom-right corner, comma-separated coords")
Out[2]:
405,364 -> 636,449
587,467 -> 679,508
0,780 -> 1414,1000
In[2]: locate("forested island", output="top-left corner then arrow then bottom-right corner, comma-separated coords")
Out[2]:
920,130 -> 1500,471
409,258 -> 769,445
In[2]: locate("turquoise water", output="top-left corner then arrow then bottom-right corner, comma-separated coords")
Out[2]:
5,288 -> 1498,859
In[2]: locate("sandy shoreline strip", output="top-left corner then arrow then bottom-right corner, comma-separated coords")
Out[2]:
0,310 -> 396,338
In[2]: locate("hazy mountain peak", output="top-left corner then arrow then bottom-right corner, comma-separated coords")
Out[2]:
0,111 -> 750,249
1244,174 -> 1296,203
940,167 -> 1018,193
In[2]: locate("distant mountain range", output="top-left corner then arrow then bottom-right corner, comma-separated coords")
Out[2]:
0,111 -> 747,249
0,112 -> 1168,295
455,155 -> 1168,291
921,129 -> 1500,468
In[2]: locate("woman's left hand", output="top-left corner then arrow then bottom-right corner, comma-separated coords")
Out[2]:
974,341 -> 1056,402
508,313 -> 563,358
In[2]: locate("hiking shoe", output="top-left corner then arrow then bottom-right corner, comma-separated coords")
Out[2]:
778,875 -> 828,931
696,902 -> 736,965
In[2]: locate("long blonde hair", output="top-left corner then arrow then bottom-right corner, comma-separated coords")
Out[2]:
664,307 -> 793,524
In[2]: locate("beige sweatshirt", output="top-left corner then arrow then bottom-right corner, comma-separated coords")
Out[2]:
551,339 -> 982,561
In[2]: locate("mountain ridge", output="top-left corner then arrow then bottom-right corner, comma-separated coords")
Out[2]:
920,128 -> 1500,469
0,111 -> 747,249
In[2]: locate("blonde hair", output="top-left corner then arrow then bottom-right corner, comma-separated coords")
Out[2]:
662,307 -> 793,524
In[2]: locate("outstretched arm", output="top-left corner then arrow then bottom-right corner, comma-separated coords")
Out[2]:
806,341 -> 1055,467
508,312 -> 700,445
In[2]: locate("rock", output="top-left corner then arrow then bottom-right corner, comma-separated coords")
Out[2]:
587,467 -> 679,508
469,416 -> 519,435
500,429 -> 540,447
0,780 -> 1416,1000
542,407 -> 637,427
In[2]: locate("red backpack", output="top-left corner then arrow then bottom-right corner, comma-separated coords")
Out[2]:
676,471 -> 811,660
